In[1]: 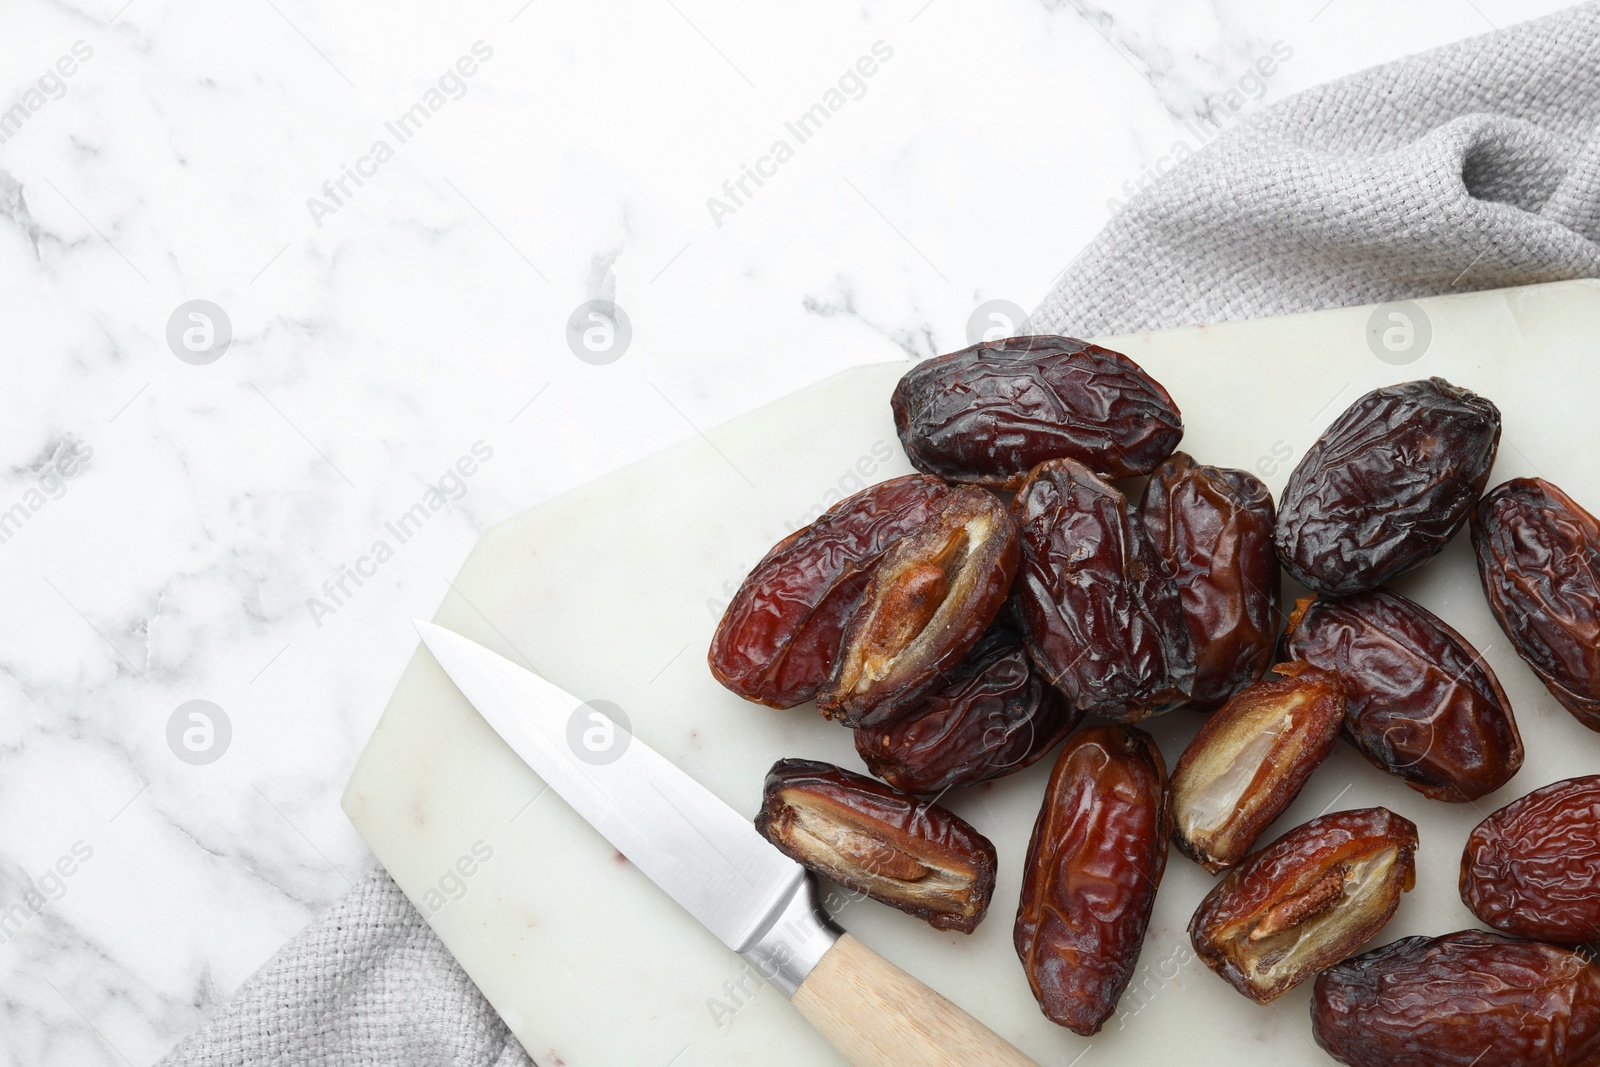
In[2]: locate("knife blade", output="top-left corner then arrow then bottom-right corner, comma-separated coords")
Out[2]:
413,619 -> 834,989
414,620 -> 1038,1067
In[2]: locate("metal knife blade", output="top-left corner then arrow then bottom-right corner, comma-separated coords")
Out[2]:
414,620 -> 838,992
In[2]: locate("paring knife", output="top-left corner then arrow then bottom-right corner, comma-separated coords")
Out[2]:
414,620 -> 1038,1067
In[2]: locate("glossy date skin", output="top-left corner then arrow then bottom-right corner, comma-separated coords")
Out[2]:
1015,726 -> 1170,1035
1275,378 -> 1501,596
818,486 -> 1018,726
1170,663 -> 1345,872
1461,775 -> 1600,945
1311,931 -> 1600,1067
854,617 -> 1080,795
1013,458 -> 1195,722
891,335 -> 1183,488
1141,452 -> 1280,708
754,759 -> 997,933
709,474 -> 951,708
1283,590 -> 1523,802
1189,807 -> 1417,1003
1472,478 -> 1600,730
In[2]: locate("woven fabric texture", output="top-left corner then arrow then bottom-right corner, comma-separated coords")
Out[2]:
1032,4 -> 1600,335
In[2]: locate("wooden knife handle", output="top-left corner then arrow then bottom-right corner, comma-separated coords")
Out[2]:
790,933 -> 1039,1067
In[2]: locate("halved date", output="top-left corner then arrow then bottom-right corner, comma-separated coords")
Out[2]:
891,335 -> 1183,487
1141,452 -> 1280,708
709,474 -> 950,708
1170,663 -> 1344,872
1312,930 -> 1600,1067
1190,807 -> 1417,1003
1275,377 -> 1501,596
753,758 -> 997,933
1283,589 -> 1522,802
1015,726 -> 1169,1035
854,616 -> 1079,794
1461,775 -> 1600,945
818,486 -> 1018,726
1472,478 -> 1600,730
1013,458 -> 1194,722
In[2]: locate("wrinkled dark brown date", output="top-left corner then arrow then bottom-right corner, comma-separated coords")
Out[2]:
1472,478 -> 1600,731
754,758 -> 997,933
1461,775 -> 1600,945
1275,377 -> 1501,596
1312,930 -> 1600,1067
818,487 -> 1018,726
1015,725 -> 1170,1035
1190,807 -> 1417,1003
891,335 -> 1183,488
854,616 -> 1079,794
1141,451 -> 1280,708
1013,458 -> 1195,722
1283,589 -> 1523,802
1171,663 -> 1345,872
710,474 -> 950,708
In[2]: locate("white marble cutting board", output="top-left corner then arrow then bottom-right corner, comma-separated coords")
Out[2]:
343,280 -> 1600,1067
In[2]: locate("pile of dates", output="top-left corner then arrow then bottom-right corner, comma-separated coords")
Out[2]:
710,333 -> 1600,1062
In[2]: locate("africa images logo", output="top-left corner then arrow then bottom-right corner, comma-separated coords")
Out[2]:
305,41 -> 495,229
305,441 -> 494,627
705,41 -> 895,228
0,41 -> 93,146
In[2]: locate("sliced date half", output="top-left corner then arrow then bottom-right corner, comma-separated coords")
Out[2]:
709,474 -> 950,708
1190,807 -> 1417,1004
818,486 -> 1018,726
1170,663 -> 1344,873
754,758 -> 997,933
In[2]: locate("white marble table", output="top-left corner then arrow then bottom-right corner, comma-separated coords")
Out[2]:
0,1 -> 1572,1063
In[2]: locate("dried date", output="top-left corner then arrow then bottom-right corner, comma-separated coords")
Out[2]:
754,758 -> 997,933
1311,930 -> 1600,1067
1170,663 -> 1345,872
709,474 -> 951,708
1275,377 -> 1501,596
1472,478 -> 1600,730
891,335 -> 1183,488
1013,458 -> 1195,722
1283,589 -> 1522,802
1141,451 -> 1280,707
1461,775 -> 1600,945
1015,725 -> 1170,1035
1189,807 -> 1417,1003
818,486 -> 1018,726
854,616 -> 1079,794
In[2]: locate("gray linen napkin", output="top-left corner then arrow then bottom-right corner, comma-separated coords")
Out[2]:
1031,4 -> 1600,337
161,5 -> 1600,1065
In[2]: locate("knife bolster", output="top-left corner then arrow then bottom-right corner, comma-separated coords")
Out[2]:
739,872 -> 841,997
